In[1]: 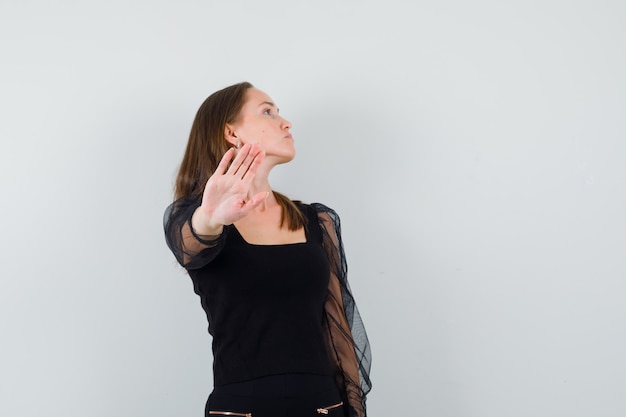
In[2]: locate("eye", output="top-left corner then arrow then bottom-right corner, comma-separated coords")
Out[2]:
263,108 -> 273,116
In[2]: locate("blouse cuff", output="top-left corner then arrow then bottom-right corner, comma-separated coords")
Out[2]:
187,215 -> 224,245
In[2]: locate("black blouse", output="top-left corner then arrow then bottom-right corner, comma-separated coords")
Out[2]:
190,204 -> 333,385
164,196 -> 372,417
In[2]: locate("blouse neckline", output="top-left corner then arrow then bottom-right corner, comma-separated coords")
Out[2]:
230,224 -> 309,247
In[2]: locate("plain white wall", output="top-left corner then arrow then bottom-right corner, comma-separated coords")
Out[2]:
1,1 -> 625,416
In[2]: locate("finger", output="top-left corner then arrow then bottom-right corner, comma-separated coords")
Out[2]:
241,149 -> 265,182
214,147 -> 236,175
233,143 -> 262,177
240,191 -> 270,215
249,190 -> 271,207
232,145 -> 255,176
226,143 -> 252,175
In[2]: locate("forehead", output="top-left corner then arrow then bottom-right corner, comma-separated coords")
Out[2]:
243,88 -> 274,107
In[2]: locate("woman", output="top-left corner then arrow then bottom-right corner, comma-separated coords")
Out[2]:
164,82 -> 372,417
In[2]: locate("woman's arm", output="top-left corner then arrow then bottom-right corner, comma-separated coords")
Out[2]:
324,271 -> 367,417
164,143 -> 268,270
164,197 -> 228,269
315,205 -> 372,417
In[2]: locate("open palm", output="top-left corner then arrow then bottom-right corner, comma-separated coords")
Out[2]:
197,143 -> 267,228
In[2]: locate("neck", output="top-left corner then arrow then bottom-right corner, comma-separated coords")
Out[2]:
247,163 -> 275,212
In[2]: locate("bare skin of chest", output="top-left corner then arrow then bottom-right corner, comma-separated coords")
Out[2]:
234,204 -> 305,245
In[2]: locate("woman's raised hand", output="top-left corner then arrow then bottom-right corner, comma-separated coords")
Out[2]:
192,143 -> 267,235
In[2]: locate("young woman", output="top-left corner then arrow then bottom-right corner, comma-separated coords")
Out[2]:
164,82 -> 372,417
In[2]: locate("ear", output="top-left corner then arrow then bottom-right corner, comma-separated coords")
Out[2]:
224,123 -> 239,147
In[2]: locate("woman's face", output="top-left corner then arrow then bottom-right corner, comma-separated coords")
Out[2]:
229,88 -> 294,164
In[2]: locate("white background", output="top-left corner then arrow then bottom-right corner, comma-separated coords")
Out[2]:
1,1 -> 625,416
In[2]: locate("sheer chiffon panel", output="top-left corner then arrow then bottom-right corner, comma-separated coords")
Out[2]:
323,274 -> 365,417
164,196 -> 228,270
314,206 -> 372,417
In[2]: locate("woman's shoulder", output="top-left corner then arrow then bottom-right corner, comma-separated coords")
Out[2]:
312,202 -> 339,216
294,201 -> 336,214
166,194 -> 202,212
295,201 -> 341,229
163,194 -> 201,224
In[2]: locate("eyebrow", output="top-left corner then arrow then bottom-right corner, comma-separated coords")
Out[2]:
258,101 -> 279,112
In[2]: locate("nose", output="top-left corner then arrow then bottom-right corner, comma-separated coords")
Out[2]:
280,115 -> 291,131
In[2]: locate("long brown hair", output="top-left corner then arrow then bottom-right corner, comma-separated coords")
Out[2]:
174,81 -> 306,230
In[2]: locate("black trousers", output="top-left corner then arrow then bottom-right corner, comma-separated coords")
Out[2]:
206,374 -> 346,417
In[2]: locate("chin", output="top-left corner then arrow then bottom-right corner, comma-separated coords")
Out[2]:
267,151 -> 295,167
280,154 -> 296,164
277,152 -> 296,165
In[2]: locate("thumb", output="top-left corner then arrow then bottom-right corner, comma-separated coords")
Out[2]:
248,191 -> 270,208
239,191 -> 270,216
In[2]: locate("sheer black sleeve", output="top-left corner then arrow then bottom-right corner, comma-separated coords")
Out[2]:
312,203 -> 372,417
163,195 -> 229,270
